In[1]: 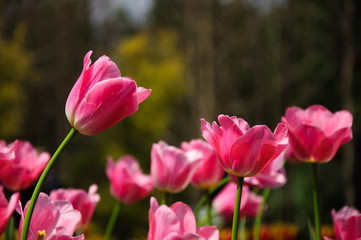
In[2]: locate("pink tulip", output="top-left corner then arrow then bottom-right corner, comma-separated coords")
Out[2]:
106,155 -> 153,204
50,184 -> 100,230
0,185 -> 20,235
281,105 -> 352,163
65,51 -> 151,136
212,182 -> 263,222
201,115 -> 288,177
151,141 -> 202,193
0,140 -> 16,170
243,151 -> 287,188
17,192 -> 84,240
327,206 -> 361,240
148,197 -> 219,240
181,139 -> 224,189
0,140 -> 50,191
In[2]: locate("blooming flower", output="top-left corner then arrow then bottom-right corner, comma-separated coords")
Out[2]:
106,155 -> 153,204
65,51 -> 151,136
17,192 -> 84,240
0,185 -> 20,235
148,197 -> 219,240
0,140 -> 50,191
212,182 -> 263,222
50,184 -> 100,230
201,114 -> 288,177
151,141 -> 202,193
243,151 -> 287,188
324,206 -> 361,240
281,105 -> 352,163
181,139 -> 224,189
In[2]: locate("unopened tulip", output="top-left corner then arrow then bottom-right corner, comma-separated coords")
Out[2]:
17,192 -> 84,240
282,105 -> 352,163
0,185 -> 19,235
50,184 -> 100,230
151,141 -> 202,193
201,115 -> 288,177
0,140 -> 50,191
106,155 -> 153,204
148,197 -> 219,240
181,139 -> 224,189
65,51 -> 151,136
212,182 -> 263,222
326,206 -> 361,240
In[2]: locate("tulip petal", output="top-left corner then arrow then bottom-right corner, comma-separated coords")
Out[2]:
137,87 -> 152,103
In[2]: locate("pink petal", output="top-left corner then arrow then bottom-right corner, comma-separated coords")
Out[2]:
137,87 -> 151,103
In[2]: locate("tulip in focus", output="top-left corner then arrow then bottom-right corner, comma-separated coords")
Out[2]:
151,141 -> 202,193
17,192 -> 84,240
0,185 -> 20,236
181,139 -> 225,189
50,184 -> 100,230
282,105 -> 352,163
65,51 -> 151,136
148,197 -> 219,240
0,140 -> 50,191
201,114 -> 288,177
324,206 -> 361,240
106,155 -> 153,204
212,182 -> 263,222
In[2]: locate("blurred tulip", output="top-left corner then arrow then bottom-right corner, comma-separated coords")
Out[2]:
148,197 -> 219,240
243,151 -> 287,189
0,140 -> 16,170
151,141 -> 202,193
282,105 -> 352,163
0,185 -> 20,235
0,140 -> 50,191
65,50 -> 151,136
181,139 -> 224,190
17,192 -> 84,240
201,114 -> 288,177
106,155 -> 153,204
212,182 -> 263,222
50,184 -> 100,230
327,206 -> 361,240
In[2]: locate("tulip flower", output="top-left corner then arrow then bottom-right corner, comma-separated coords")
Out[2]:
0,185 -> 20,235
181,139 -> 225,189
0,140 -> 50,191
50,184 -> 100,230
65,51 -> 151,136
17,192 -> 84,240
151,141 -> 202,193
324,206 -> 361,240
201,114 -> 288,177
106,155 -> 153,204
281,105 -> 352,163
212,182 -> 263,222
148,197 -> 219,240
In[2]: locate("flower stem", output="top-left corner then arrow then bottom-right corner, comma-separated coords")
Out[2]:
231,176 -> 244,240
312,163 -> 321,240
104,202 -> 122,240
253,188 -> 271,240
20,128 -> 77,240
205,190 -> 212,225
5,216 -> 14,240
161,192 -> 169,205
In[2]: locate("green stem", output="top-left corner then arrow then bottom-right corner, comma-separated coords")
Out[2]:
239,217 -> 246,240
20,128 -> 77,240
104,202 -> 122,240
161,192 -> 169,205
312,163 -> 321,240
231,176 -> 244,240
5,216 -> 14,240
253,188 -> 271,240
194,176 -> 230,219
205,190 -> 212,225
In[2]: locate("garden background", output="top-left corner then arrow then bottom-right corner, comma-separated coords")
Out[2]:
1,0 -> 361,239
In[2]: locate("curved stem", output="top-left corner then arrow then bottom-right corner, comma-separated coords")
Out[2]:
231,176 -> 244,240
253,188 -> 271,240
20,128 -> 77,240
312,163 -> 321,240
104,202 -> 122,240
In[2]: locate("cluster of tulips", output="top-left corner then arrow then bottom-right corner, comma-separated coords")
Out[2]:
0,50 -> 359,240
